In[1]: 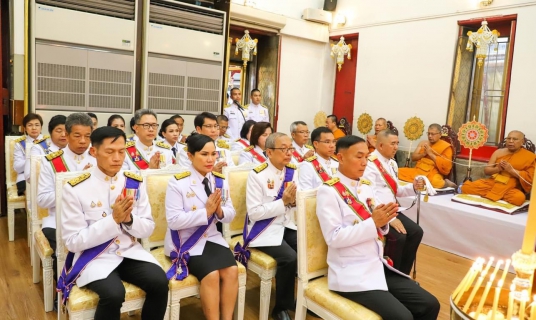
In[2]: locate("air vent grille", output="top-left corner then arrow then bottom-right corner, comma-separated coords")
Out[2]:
36,0 -> 136,20
149,0 -> 224,34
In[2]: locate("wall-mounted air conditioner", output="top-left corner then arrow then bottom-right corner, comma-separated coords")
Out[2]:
31,0 -> 138,114
302,8 -> 333,25
142,0 -> 226,115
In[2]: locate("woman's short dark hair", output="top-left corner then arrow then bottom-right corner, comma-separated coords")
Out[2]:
250,122 -> 272,147
23,113 -> 43,127
187,134 -> 214,154
48,115 -> 67,133
240,120 -> 257,140
107,114 -> 125,127
159,119 -> 178,138
130,116 -> 136,131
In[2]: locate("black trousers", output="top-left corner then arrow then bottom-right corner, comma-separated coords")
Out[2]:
335,267 -> 440,320
42,227 -> 57,281
85,258 -> 169,320
384,212 -> 423,275
255,228 -> 297,313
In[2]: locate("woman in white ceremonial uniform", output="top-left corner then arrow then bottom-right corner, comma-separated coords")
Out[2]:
159,118 -> 182,162
230,119 -> 256,152
165,134 -> 238,320
238,122 -> 272,165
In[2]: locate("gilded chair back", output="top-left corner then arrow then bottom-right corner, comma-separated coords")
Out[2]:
30,155 -> 49,221
5,136 -> 23,186
222,163 -> 257,242
296,188 -> 328,281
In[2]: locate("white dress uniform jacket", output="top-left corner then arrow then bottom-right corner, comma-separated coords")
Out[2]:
246,160 -> 298,247
61,168 -> 160,287
24,139 -> 61,182
246,103 -> 269,122
177,144 -> 235,168
316,171 -> 407,293
363,150 -> 416,205
37,147 -> 96,229
297,154 -> 339,190
290,140 -> 313,165
238,145 -> 266,165
122,139 -> 173,170
223,103 -> 247,140
14,134 -> 43,183
164,168 -> 235,256
231,139 -> 250,152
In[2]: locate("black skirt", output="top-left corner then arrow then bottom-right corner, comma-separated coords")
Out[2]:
188,241 -> 237,281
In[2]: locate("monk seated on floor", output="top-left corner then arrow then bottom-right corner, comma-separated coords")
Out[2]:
399,123 -> 457,189
461,131 -> 536,206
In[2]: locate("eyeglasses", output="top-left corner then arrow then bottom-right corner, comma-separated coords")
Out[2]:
316,140 -> 336,145
295,130 -> 310,135
202,125 -> 220,130
270,147 -> 296,154
427,132 -> 440,136
137,123 -> 159,130
219,126 -> 229,130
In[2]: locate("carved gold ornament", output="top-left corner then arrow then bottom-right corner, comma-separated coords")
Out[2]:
357,113 -> 373,135
314,111 -> 327,128
403,117 -> 425,141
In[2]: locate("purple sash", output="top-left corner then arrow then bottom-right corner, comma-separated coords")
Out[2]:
19,139 -> 26,151
57,239 -> 116,306
167,175 -> 224,280
36,139 -> 49,153
234,166 -> 295,267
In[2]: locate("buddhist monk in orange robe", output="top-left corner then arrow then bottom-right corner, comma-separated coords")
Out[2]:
399,123 -> 457,189
461,131 -> 536,206
367,118 -> 388,152
326,115 -> 346,141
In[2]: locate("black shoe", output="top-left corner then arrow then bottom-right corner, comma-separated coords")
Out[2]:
53,298 -> 58,312
272,310 -> 291,320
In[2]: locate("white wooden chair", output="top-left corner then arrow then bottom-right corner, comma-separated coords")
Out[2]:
55,171 -> 147,320
223,163 -> 276,320
5,136 -> 27,241
231,150 -> 241,166
29,155 -> 55,312
140,168 -> 247,320
294,189 -> 381,320
26,143 -> 33,248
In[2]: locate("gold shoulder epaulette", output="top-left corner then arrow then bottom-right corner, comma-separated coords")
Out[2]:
224,104 -> 231,108
305,144 -> 314,150
125,141 -> 135,148
217,140 -> 230,149
305,155 -> 317,162
244,145 -> 254,152
34,137 -> 48,144
178,141 -> 186,145
235,138 -> 241,142
156,141 -> 171,149
212,171 -> 225,179
368,154 -> 378,161
126,134 -> 134,138
223,133 -> 230,139
45,150 -> 64,161
360,178 -> 372,185
324,177 -> 340,186
174,171 -> 191,180
68,172 -> 91,187
254,162 -> 268,173
43,135 -> 50,140
330,155 -> 339,162
124,171 -> 143,182
286,163 -> 297,170
15,135 -> 26,143
183,146 -> 188,152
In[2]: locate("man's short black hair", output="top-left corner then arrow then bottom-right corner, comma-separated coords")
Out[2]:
327,114 -> 338,123
336,135 -> 365,153
251,88 -> 260,95
311,127 -> 333,143
194,112 -> 217,129
90,126 -> 126,148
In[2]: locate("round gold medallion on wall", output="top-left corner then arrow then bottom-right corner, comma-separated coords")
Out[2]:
314,111 -> 327,128
403,116 -> 425,141
357,113 -> 373,135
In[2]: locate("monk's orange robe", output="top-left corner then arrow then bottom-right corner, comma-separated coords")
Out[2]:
367,135 -> 377,153
461,148 -> 536,206
333,128 -> 346,141
398,139 -> 453,188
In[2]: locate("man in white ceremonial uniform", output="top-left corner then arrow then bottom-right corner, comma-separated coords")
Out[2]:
289,121 -> 314,165
25,115 -> 67,182
316,136 -> 439,320
298,127 -> 339,190
37,113 -> 96,281
246,89 -> 270,122
177,112 -> 234,173
244,132 -> 299,320
216,114 -> 232,149
363,129 -> 424,275
14,113 -> 45,195
60,126 -> 168,320
122,109 -> 173,170
223,87 -> 247,140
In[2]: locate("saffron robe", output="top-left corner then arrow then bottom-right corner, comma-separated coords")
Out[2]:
333,128 -> 346,141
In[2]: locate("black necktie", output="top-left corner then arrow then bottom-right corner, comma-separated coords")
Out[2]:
202,177 -> 212,197
172,147 -> 177,157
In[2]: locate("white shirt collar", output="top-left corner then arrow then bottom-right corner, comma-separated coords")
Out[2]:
135,138 -> 154,152
315,152 -> 332,166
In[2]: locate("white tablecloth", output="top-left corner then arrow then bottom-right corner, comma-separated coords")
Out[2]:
398,194 -> 527,261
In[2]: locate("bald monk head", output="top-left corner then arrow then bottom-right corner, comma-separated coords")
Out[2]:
376,129 -> 399,159
375,118 -> 388,134
505,130 -> 525,152
427,123 -> 442,144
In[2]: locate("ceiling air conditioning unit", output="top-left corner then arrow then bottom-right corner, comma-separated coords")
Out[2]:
302,8 -> 333,25
30,0 -> 138,114
142,0 -> 226,115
